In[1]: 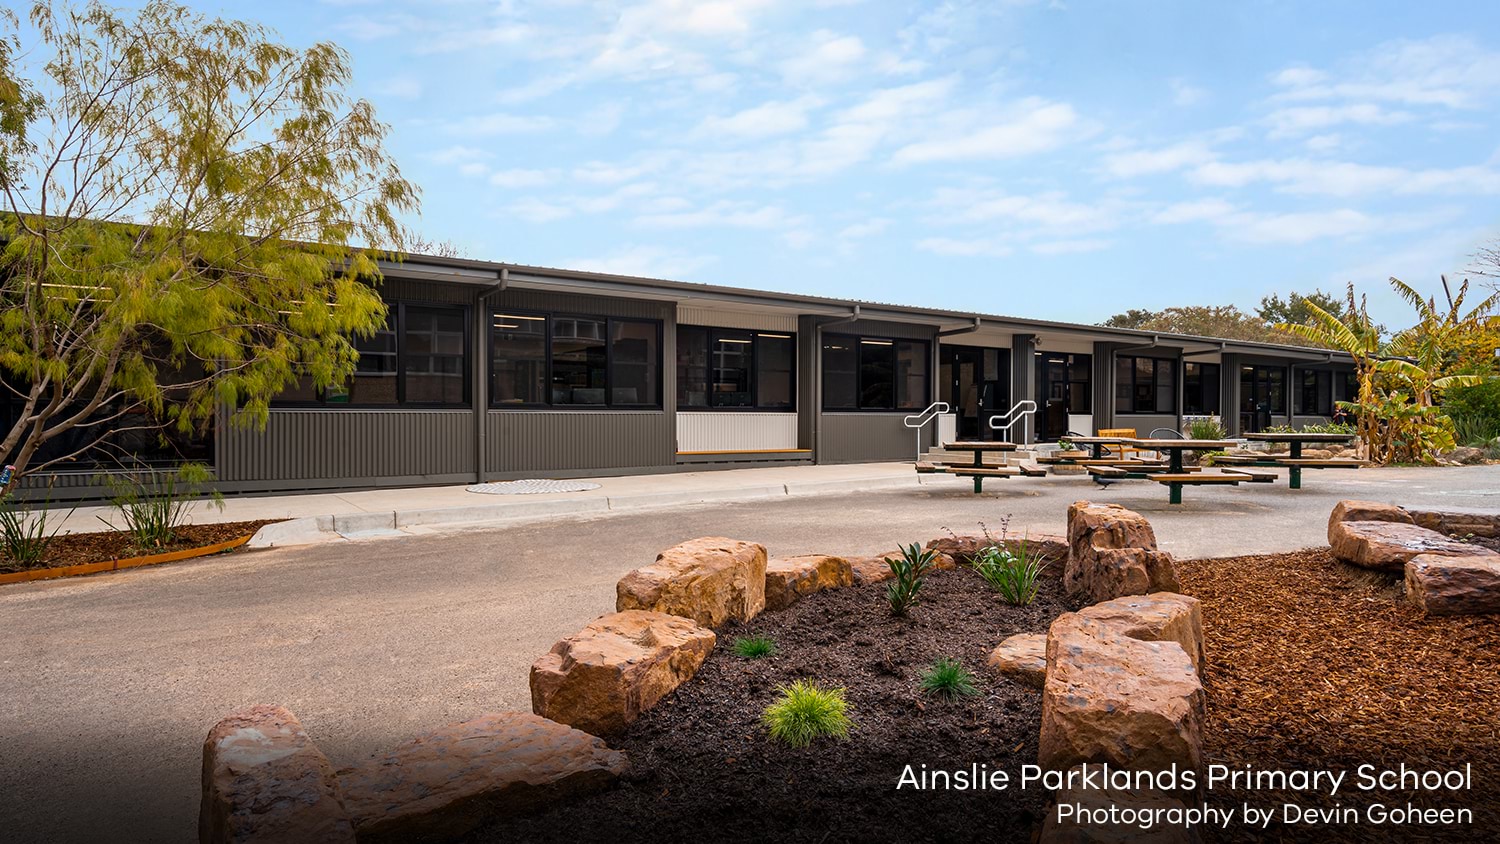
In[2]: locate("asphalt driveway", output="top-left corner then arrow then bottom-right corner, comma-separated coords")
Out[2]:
2,464 -> 1498,842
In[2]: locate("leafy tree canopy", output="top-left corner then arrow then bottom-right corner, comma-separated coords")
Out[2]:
0,0 -> 418,481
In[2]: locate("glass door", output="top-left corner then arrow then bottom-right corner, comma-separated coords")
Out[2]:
940,346 -> 1009,439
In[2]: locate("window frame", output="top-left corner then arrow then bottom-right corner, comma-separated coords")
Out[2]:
1182,362 -> 1221,416
486,309 -> 664,410
273,299 -> 472,409
821,333 -> 931,412
675,327 -> 798,412
1115,354 -> 1178,415
1295,367 -> 1335,416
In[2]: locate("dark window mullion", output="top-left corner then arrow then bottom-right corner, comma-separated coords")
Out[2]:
395,302 -> 406,406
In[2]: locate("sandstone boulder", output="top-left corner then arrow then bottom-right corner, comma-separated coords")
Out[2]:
1076,593 -> 1204,673
1407,508 -> 1500,539
987,633 -> 1046,689
530,610 -> 716,735
764,554 -> 853,611
339,712 -> 627,844
1328,499 -> 1413,532
616,537 -> 767,627
926,533 -> 1068,576
1039,614 -> 1204,774
848,549 -> 955,586
1065,502 -> 1179,603
199,704 -> 354,844
1405,553 -> 1500,616
1328,520 -> 1477,572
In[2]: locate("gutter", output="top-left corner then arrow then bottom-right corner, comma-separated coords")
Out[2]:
472,268 -> 509,483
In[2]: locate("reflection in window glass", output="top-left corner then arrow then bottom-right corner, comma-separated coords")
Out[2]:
337,312 -> 398,405
896,341 -> 927,410
491,314 -> 547,405
712,330 -> 754,407
756,334 -> 794,409
610,320 -> 658,406
403,306 -> 467,404
552,317 -> 607,405
676,326 -> 709,408
859,339 -> 895,409
822,338 -> 858,410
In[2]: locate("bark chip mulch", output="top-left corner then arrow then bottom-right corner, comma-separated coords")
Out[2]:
481,566 -> 1076,844
1177,548 -> 1500,843
0,520 -> 280,573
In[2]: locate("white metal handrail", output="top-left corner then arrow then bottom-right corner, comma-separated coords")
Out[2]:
903,401 -> 950,462
988,400 -> 1037,444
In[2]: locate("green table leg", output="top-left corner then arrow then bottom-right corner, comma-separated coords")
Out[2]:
974,476 -> 983,494
1169,482 -> 1183,505
1289,441 -> 1302,490
1168,448 -> 1183,474
971,451 -> 983,495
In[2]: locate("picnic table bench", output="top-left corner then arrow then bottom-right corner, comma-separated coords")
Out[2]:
1235,432 -> 1365,489
926,441 -> 1021,493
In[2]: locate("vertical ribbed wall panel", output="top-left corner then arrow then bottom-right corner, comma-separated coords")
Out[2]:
676,413 -> 798,451
486,411 -> 674,474
818,413 -> 915,463
676,307 -> 798,332
219,410 -> 474,481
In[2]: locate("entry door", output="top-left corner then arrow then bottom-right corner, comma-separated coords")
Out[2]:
1034,353 -> 1092,440
941,346 -> 1008,439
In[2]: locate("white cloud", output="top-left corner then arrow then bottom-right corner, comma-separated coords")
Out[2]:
781,31 -> 867,84
1270,35 -> 1500,109
1031,238 -> 1113,255
488,169 -> 555,189
1189,158 -> 1500,196
916,236 -> 1014,257
692,96 -> 823,140
1101,140 -> 1216,178
443,112 -> 555,136
373,76 -> 423,99
1150,198 -> 1238,225
838,218 -> 891,239
562,245 -> 717,280
427,145 -> 492,166
1171,79 -> 1206,106
1229,209 -> 1376,244
927,187 -> 1122,233
890,98 -> 1081,165
1264,103 -> 1412,138
635,200 -> 803,229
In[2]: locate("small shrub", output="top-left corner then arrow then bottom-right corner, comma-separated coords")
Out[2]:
0,491 -> 67,571
762,680 -> 853,748
1265,421 -> 1357,436
884,542 -> 938,617
99,463 -> 224,551
971,542 -> 1046,605
733,636 -> 777,658
1186,418 -> 1227,439
919,657 -> 979,700
1056,439 -> 1075,452
1447,412 -> 1500,448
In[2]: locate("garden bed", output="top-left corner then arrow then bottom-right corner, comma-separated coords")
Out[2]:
481,565 -> 1075,843
1178,549 -> 1500,842
0,519 -> 279,574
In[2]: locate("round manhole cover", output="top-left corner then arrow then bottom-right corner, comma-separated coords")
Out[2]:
466,479 -> 602,495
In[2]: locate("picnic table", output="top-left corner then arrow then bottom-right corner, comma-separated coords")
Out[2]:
927,441 -> 1020,493
1233,432 -> 1363,489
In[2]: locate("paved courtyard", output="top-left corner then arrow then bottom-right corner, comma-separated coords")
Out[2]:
3,464 -> 1498,842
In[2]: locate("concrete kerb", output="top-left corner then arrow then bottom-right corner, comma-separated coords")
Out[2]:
244,475 -> 933,549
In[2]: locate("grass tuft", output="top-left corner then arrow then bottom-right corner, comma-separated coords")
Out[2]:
762,680 -> 853,748
970,540 -> 1046,606
918,657 -> 980,701
732,635 -> 777,659
884,541 -> 938,617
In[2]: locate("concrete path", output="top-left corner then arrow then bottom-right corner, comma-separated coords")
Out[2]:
3,464 -> 1499,842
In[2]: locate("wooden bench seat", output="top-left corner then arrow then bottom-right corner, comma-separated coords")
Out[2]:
948,466 -> 1021,477
1152,473 -> 1243,484
1205,454 -> 1266,464
915,462 -> 942,474
942,441 -> 1018,451
1222,468 -> 1277,483
1016,463 -> 1047,477
1274,458 -> 1367,467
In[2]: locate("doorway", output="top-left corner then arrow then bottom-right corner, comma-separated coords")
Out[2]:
938,345 -> 1010,439
1034,353 -> 1092,440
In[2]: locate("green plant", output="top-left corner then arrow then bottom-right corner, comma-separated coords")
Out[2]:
1197,449 -> 1227,466
884,542 -> 938,617
761,680 -> 853,748
1446,412 -> 1500,447
0,490 -> 68,571
970,542 -> 1046,605
732,636 -> 777,659
1264,421 -> 1357,436
98,463 -> 224,551
1186,418 -> 1227,439
1056,439 -> 1075,452
918,657 -> 979,700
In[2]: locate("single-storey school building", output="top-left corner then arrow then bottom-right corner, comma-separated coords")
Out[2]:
13,254 -> 1356,496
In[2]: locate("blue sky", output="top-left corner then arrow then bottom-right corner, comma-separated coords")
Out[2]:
149,2 -> 1500,324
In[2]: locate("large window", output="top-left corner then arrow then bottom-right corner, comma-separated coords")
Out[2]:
822,335 -> 929,411
1115,355 -> 1176,414
278,302 -> 469,407
1241,365 -> 1287,414
490,311 -> 660,408
676,327 -> 795,410
1183,362 -> 1221,415
1296,368 -> 1334,416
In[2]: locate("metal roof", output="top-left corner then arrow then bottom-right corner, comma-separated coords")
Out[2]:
378,252 -> 1348,362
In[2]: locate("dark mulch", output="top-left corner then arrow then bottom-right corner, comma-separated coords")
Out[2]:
1177,549 -> 1500,843
480,567 -> 1075,844
0,520 -> 280,573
